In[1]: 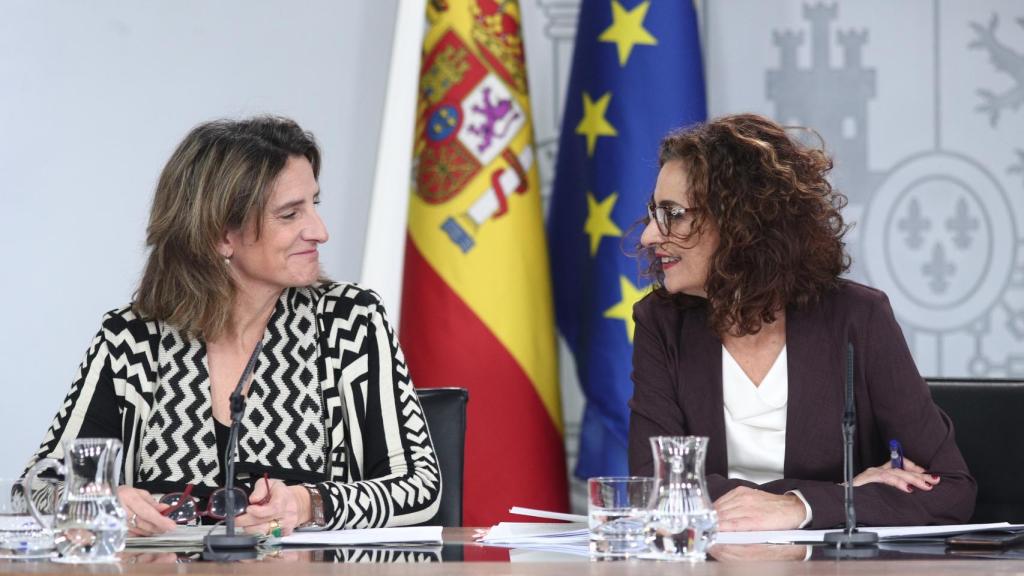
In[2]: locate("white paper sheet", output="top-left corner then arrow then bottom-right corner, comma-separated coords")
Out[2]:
715,522 -> 1024,545
508,506 -> 588,523
0,515 -> 42,531
126,525 -> 229,548
481,522 -> 591,557
481,522 -> 588,545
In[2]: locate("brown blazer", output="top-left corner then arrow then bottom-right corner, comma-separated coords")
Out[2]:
628,280 -> 976,528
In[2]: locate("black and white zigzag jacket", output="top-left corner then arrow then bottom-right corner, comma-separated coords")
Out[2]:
23,282 -> 441,529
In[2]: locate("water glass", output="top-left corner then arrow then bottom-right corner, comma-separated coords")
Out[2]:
587,476 -> 655,558
0,478 -> 56,559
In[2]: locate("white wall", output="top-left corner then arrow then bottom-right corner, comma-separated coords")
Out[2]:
0,0 -> 397,478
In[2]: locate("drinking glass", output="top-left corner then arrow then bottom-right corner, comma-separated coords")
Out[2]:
587,476 -> 655,558
0,478 -> 56,559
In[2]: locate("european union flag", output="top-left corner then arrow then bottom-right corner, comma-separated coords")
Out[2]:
549,0 -> 706,479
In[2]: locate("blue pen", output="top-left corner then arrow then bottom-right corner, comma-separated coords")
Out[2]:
889,439 -> 904,470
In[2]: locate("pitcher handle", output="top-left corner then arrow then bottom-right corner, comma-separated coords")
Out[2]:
24,458 -> 61,530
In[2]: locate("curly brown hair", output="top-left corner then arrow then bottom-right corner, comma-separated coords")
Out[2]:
647,113 -> 850,336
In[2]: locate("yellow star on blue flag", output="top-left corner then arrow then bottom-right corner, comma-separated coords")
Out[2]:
599,0 -> 658,67
576,92 -> 618,157
603,276 -> 650,343
584,191 -> 622,256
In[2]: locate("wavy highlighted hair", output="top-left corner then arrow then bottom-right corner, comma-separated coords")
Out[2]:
647,113 -> 851,336
134,116 -> 321,339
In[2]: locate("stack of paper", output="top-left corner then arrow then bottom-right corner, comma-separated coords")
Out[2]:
483,522 -> 588,543
0,515 -> 42,531
126,525 -> 226,548
715,522 -> 1024,545
508,507 -> 587,523
480,522 -> 590,557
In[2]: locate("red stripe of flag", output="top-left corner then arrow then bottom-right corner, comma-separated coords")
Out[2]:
400,237 -> 569,526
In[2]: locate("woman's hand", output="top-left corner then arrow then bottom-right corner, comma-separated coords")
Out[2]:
852,456 -> 940,493
713,486 -> 806,531
234,480 -> 311,537
117,486 -> 177,537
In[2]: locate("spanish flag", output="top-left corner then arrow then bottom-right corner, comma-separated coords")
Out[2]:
400,0 -> 568,525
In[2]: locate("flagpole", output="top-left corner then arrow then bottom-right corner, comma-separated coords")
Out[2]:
361,0 -> 427,324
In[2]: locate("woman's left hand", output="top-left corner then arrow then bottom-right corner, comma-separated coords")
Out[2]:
852,456 -> 939,493
714,486 -> 806,531
234,480 -> 311,537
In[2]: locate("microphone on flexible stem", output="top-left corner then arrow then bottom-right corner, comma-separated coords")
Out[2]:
823,343 -> 878,553
203,341 -> 263,559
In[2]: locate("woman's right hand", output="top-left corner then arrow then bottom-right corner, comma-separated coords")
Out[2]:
851,457 -> 941,493
117,486 -> 177,536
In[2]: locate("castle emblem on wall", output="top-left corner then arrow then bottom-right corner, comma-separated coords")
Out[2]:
766,2 -> 1023,376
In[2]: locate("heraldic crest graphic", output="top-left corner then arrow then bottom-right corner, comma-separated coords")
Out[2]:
414,0 -> 533,254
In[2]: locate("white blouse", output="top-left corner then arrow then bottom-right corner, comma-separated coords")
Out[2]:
722,344 -> 813,528
723,344 -> 789,484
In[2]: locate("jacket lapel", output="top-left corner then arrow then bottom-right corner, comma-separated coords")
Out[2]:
237,288 -> 327,480
679,307 -> 728,476
137,324 -> 220,488
784,304 -> 844,480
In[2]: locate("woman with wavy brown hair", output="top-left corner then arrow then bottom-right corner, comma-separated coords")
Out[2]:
628,114 -> 975,530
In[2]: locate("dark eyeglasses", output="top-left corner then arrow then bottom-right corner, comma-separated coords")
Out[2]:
646,199 -> 700,236
159,473 -> 271,524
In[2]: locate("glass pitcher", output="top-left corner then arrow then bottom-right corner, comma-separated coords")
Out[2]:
25,438 -> 127,563
644,436 -> 718,560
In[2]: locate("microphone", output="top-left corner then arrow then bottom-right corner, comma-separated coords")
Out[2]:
823,342 -> 878,549
204,341 -> 263,556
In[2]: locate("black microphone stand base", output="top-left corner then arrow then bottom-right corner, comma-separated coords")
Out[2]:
820,546 -> 879,559
201,534 -> 261,562
203,533 -> 260,549
823,530 -> 879,546
821,530 -> 879,559
201,550 -> 259,562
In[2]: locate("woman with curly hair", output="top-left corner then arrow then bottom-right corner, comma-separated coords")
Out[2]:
628,114 -> 975,530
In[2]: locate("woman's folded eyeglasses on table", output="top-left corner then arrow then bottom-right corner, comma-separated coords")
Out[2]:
159,473 -> 271,524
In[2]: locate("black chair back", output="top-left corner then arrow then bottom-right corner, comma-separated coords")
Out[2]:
416,387 -> 468,527
928,378 -> 1024,523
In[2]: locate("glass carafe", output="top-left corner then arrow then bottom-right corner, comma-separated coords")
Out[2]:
644,436 -> 718,560
25,438 -> 127,563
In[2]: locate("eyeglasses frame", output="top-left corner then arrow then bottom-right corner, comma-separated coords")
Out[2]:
646,198 -> 702,237
159,472 -> 272,524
